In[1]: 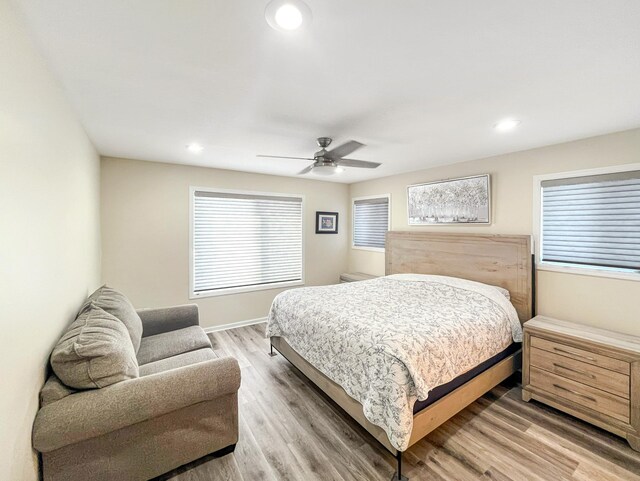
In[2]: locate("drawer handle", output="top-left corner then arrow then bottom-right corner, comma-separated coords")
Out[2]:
552,363 -> 596,379
552,384 -> 596,403
553,347 -> 597,362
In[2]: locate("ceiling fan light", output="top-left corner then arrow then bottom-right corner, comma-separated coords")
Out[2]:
265,0 -> 312,32
313,165 -> 340,175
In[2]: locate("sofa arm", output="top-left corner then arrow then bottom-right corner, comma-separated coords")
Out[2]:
33,356 -> 240,453
138,304 -> 199,337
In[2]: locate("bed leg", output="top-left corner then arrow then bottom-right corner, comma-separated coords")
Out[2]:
268,343 -> 277,357
391,451 -> 408,481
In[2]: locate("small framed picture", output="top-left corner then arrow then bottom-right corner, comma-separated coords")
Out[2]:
315,211 -> 339,234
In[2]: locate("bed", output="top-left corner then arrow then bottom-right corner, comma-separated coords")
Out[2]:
267,232 -> 533,480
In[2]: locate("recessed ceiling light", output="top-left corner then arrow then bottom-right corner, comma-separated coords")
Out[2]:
275,4 -> 302,30
186,143 -> 204,153
494,119 -> 521,132
265,0 -> 312,32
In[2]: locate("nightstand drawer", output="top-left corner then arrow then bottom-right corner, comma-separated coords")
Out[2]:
530,346 -> 629,399
531,336 -> 630,375
530,366 -> 629,422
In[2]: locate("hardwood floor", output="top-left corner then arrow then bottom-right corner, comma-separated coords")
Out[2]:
157,324 -> 640,481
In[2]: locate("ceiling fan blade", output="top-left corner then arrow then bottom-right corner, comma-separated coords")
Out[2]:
257,155 -> 315,161
325,140 -> 364,160
298,164 -> 315,175
338,159 -> 381,169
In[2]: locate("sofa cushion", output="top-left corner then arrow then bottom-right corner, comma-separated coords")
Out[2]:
51,305 -> 139,389
139,348 -> 217,376
80,285 -> 143,353
40,375 -> 77,407
137,326 -> 212,365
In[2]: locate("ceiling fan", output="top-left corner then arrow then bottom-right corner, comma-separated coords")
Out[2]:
257,137 -> 381,175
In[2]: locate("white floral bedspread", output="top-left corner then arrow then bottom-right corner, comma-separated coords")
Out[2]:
266,274 -> 522,451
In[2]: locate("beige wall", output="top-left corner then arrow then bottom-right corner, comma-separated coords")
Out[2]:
0,2 -> 101,479
349,128 -> 640,336
101,157 -> 349,329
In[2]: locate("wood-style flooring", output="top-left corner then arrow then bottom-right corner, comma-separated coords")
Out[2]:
157,324 -> 640,481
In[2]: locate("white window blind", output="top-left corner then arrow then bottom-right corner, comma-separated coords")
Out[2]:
541,171 -> 640,272
353,196 -> 390,249
192,190 -> 303,295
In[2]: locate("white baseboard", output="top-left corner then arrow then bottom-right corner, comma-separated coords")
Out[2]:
203,317 -> 267,333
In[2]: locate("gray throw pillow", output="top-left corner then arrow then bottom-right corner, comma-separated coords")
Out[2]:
80,285 -> 143,353
51,305 -> 139,389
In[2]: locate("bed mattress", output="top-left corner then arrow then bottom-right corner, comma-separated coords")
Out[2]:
413,341 -> 521,414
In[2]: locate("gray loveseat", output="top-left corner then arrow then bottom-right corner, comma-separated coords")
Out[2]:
32,286 -> 241,481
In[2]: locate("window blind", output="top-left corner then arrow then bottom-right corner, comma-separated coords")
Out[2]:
541,171 -> 640,271
353,196 -> 389,249
193,190 -> 303,293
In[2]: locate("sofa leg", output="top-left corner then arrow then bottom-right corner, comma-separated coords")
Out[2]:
268,343 -> 277,357
212,443 -> 236,458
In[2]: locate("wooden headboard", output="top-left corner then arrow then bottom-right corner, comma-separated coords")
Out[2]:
385,232 -> 533,322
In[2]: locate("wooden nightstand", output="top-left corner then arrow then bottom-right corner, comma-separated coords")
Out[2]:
522,316 -> 640,451
339,272 -> 378,283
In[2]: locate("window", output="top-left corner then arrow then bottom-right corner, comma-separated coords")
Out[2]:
191,188 -> 304,297
352,195 -> 390,251
537,168 -> 640,278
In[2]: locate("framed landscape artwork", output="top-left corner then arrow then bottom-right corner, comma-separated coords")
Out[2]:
315,211 -> 339,234
407,174 -> 491,225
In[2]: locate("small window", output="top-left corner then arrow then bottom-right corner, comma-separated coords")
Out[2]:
191,188 -> 304,297
352,195 -> 390,251
540,170 -> 640,274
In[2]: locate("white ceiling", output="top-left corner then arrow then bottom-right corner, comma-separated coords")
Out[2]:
14,0 -> 640,183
